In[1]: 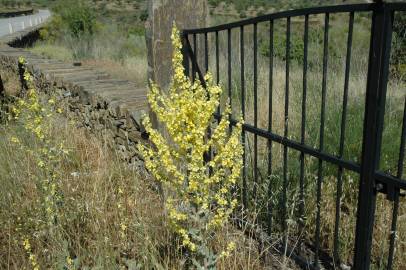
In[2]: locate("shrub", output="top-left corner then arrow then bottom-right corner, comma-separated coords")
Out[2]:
259,30 -> 305,63
139,8 -> 148,22
43,0 -> 97,37
138,26 -> 244,268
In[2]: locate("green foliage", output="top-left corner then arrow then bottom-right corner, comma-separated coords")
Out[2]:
258,26 -> 340,65
52,0 -> 97,37
139,8 -> 148,21
208,0 -> 347,13
391,12 -> 406,80
30,44 -> 74,61
38,0 -> 98,45
259,30 -> 305,63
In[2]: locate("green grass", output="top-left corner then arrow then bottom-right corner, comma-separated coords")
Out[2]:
30,43 -> 74,61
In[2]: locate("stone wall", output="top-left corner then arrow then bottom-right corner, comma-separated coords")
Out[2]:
0,28 -> 149,167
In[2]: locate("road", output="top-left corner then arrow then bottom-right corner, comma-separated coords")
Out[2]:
0,9 -> 50,37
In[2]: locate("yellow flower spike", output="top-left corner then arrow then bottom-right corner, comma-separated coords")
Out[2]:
13,56 -> 67,238
138,26 -> 243,262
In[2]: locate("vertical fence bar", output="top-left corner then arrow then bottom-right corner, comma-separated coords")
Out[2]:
397,96 -> 406,181
204,31 -> 212,166
267,19 -> 274,236
387,96 -> 406,269
315,12 -> 329,268
192,33 -> 197,82
228,28 -> 232,119
354,4 -> 393,269
215,31 -> 220,123
387,191 -> 400,270
253,23 -> 258,201
282,17 -> 291,253
182,33 -> 190,77
298,14 -> 309,253
333,11 -> 354,265
240,25 -> 248,210
204,32 -> 209,73
215,31 -> 220,85
0,75 -> 4,99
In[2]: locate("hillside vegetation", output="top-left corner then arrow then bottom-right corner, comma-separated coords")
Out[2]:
26,0 -> 149,87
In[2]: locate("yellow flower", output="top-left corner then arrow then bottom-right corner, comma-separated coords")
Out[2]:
23,239 -> 30,250
10,137 -> 20,144
138,26 -> 244,260
66,256 -> 73,265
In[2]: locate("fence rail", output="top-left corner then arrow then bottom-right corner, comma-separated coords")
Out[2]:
182,2 -> 406,269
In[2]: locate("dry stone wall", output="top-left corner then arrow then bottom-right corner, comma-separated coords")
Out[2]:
0,27 -> 149,166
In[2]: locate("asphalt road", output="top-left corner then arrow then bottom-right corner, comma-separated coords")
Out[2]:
0,9 -> 50,37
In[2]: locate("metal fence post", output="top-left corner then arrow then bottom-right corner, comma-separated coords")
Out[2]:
353,2 -> 393,269
181,33 -> 190,78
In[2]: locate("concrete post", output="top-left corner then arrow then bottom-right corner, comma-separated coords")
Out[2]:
145,0 -> 208,129
145,0 -> 208,91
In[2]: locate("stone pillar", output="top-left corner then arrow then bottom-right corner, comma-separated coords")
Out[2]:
145,0 -> 208,91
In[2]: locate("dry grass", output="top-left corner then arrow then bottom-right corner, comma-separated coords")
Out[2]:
0,69 -> 20,96
0,95 -> 290,269
82,56 -> 147,88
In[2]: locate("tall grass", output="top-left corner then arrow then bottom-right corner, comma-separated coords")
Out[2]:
0,99 -> 288,269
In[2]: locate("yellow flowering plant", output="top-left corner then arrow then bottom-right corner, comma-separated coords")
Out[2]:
138,26 -> 243,269
9,57 -> 74,270
13,57 -> 67,228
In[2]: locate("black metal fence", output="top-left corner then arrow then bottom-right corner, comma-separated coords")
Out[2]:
182,2 -> 406,270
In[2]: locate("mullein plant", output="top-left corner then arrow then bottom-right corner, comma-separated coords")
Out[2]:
9,57 -> 74,270
138,26 -> 244,269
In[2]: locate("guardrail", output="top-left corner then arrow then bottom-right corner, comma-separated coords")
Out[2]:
0,9 -> 34,18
